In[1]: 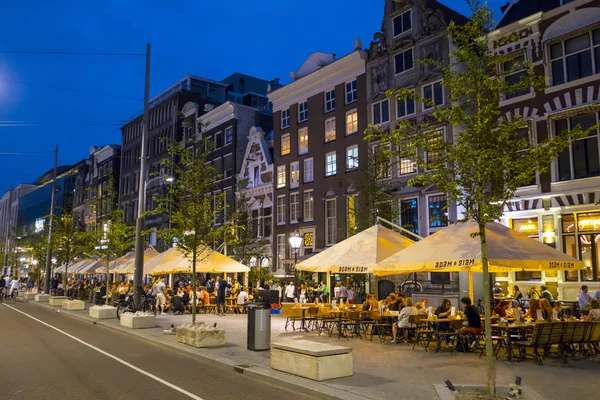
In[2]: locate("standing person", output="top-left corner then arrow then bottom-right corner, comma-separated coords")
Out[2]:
9,277 -> 20,299
339,283 -> 348,304
579,285 -> 593,316
299,283 -> 307,303
274,281 -> 282,303
540,285 -> 554,306
155,278 -> 167,315
216,276 -> 230,316
333,282 -> 341,300
284,281 -> 295,302
347,287 -> 355,304
319,281 -> 328,302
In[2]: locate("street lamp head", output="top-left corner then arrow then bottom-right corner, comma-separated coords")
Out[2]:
51,257 -> 57,264
32,259 -> 38,266
19,257 -> 27,262
166,176 -> 174,183
289,230 -> 303,250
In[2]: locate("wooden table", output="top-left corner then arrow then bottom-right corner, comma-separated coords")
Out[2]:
424,318 -> 455,353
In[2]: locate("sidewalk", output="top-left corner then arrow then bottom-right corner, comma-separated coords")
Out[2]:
33,301 -> 600,400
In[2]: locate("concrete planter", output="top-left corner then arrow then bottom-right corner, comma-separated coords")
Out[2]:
24,293 -> 38,300
89,305 -> 117,319
49,296 -> 68,306
120,312 -> 155,329
35,294 -> 51,302
62,300 -> 85,311
176,323 -> 226,348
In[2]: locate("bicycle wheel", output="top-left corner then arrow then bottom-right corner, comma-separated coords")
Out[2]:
142,299 -> 156,315
116,301 -> 132,320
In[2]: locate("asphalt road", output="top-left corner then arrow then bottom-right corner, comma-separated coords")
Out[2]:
0,301 -> 315,400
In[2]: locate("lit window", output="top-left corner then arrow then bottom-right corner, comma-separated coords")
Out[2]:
304,190 -> 314,221
374,144 -> 391,179
298,128 -> 308,155
325,152 -> 337,176
422,80 -> 444,110
372,99 -> 390,125
298,101 -> 308,122
400,198 -> 419,235
277,234 -> 286,269
225,126 -> 233,144
276,165 -> 286,188
399,139 -> 416,175
326,198 -> 337,245
346,110 -> 358,135
346,80 -> 357,104
290,161 -> 300,189
550,29 -> 600,86
325,117 -> 336,142
290,193 -> 299,223
426,129 -> 444,170
304,158 -> 314,182
346,145 -> 359,171
277,196 -> 286,225
393,9 -> 412,37
347,195 -> 358,237
428,194 -> 448,228
281,108 -> 290,129
281,134 -> 291,155
394,48 -> 414,75
325,89 -> 336,112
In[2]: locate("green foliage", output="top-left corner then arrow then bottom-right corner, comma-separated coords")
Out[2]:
248,266 -> 273,287
228,188 -> 270,265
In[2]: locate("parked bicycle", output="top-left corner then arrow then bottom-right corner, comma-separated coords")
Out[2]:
116,290 -> 156,320
0,287 -> 5,303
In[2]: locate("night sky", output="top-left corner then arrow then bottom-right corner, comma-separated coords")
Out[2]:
0,0 -> 504,195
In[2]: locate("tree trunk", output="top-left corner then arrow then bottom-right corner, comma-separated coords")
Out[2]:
192,247 -> 197,324
106,254 -> 111,305
479,224 -> 496,396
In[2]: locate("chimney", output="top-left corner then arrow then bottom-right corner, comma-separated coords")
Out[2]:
500,2 -> 511,14
274,78 -> 280,85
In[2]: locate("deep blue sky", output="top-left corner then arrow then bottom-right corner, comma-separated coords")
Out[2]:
0,0 -> 504,195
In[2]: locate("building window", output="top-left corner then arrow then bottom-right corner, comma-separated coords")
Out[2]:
225,126 -> 233,145
326,198 -> 337,246
510,218 -> 541,281
393,9 -> 412,37
550,29 -> 600,86
422,80 -> 444,110
394,48 -> 414,75
374,144 -> 391,179
372,99 -> 390,125
304,158 -> 314,183
281,108 -> 290,129
277,196 -> 286,225
251,209 -> 260,238
325,117 -> 336,142
428,194 -> 448,228
215,132 -> 223,148
304,190 -> 314,221
503,54 -> 529,99
281,134 -> 291,156
397,94 -> 415,119
263,207 -> 272,238
252,166 -> 261,187
325,89 -> 336,112
325,152 -> 337,177
400,198 -> 419,235
298,101 -> 308,122
399,139 -> 417,175
346,145 -> 359,171
290,193 -> 300,223
346,80 -> 357,104
277,165 -> 286,188
277,234 -> 286,269
290,161 -> 300,189
298,128 -> 308,155
556,112 -> 600,181
224,169 -> 233,179
516,122 -> 536,186
560,213 -> 600,282
425,129 -> 444,170
346,110 -> 358,135
347,194 -> 358,237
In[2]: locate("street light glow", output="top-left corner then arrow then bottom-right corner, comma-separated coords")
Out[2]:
166,176 -> 174,182
289,230 -> 303,249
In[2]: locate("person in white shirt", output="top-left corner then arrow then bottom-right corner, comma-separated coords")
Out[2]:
155,278 -> 167,315
579,285 -> 593,315
4,275 -> 11,287
285,281 -> 295,302
237,288 -> 249,305
9,278 -> 20,298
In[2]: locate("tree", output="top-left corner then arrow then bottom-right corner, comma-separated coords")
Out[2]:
21,230 -> 48,289
229,187 -> 271,286
92,177 -> 135,304
349,146 -> 398,234
51,209 -> 96,288
366,1 -> 593,394
153,125 -> 232,324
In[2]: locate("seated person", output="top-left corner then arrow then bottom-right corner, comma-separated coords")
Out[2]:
523,299 -> 540,321
552,301 -> 563,319
435,299 -> 452,332
539,298 -> 553,322
494,301 -> 508,318
199,287 -> 210,306
460,297 -> 482,335
236,287 -> 249,314
504,301 -> 515,318
493,283 -> 503,295
585,300 -> 600,322
391,298 -> 419,343
415,302 -> 428,315
171,291 -> 185,314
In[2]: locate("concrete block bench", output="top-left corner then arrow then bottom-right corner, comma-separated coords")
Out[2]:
271,340 -> 353,381
35,294 -> 50,302
89,305 -> 117,319
120,312 -> 155,329
24,293 -> 38,300
176,323 -> 226,348
62,300 -> 85,311
49,296 -> 68,306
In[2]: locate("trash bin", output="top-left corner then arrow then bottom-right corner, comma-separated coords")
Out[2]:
247,302 -> 271,351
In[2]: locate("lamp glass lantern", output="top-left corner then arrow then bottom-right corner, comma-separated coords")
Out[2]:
288,230 -> 303,291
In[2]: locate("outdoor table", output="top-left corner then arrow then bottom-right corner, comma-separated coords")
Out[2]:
298,306 -> 311,332
329,310 -> 346,339
491,323 -> 534,361
424,318 -> 455,352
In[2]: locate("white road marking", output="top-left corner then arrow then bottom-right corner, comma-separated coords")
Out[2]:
3,303 -> 204,400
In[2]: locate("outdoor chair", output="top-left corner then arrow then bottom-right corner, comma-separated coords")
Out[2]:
515,322 -> 551,365
305,306 -> 320,331
585,321 -> 600,356
340,311 -> 362,340
317,307 -> 337,335
412,317 -> 435,351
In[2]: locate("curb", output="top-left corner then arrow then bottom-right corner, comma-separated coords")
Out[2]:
29,301 -> 369,400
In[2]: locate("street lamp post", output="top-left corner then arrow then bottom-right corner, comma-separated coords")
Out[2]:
288,229 -> 303,298
32,259 -> 38,292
